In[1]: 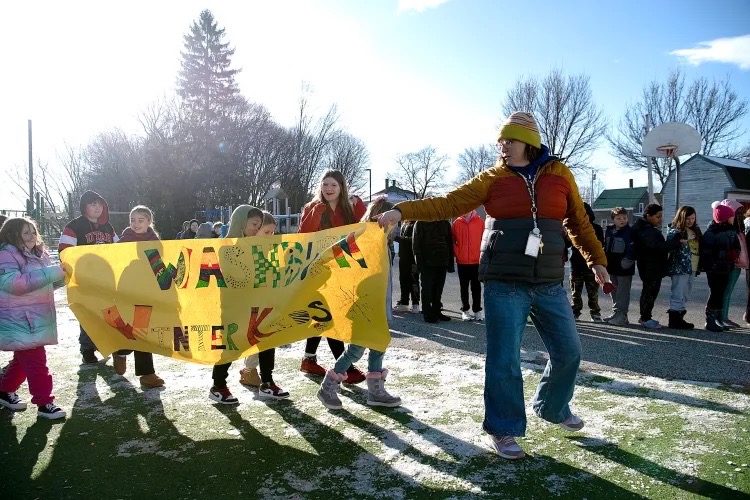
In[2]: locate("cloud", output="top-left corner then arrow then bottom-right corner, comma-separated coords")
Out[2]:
398,0 -> 450,14
670,34 -> 750,70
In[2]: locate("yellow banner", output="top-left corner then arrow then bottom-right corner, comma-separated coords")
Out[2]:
61,222 -> 390,365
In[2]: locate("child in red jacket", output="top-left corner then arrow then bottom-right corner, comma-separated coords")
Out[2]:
452,211 -> 484,321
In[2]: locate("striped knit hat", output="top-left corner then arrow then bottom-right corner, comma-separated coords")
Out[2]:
497,112 -> 541,148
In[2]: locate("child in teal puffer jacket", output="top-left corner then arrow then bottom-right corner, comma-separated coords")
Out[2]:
0,218 -> 66,419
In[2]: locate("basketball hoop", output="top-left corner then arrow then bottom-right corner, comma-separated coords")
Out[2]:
655,145 -> 678,158
642,122 -> 702,209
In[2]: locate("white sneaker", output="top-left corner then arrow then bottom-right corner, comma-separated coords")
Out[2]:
258,383 -> 290,400
474,310 -> 484,321
483,434 -> 526,460
559,414 -> 585,431
461,311 -> 475,321
392,302 -> 409,313
411,304 -> 420,314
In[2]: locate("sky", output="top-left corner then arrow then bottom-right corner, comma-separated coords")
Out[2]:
2,0 -> 750,210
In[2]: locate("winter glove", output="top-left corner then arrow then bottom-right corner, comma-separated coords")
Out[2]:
620,257 -> 634,270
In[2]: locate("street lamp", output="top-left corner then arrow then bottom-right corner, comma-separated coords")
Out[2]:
365,168 -> 372,203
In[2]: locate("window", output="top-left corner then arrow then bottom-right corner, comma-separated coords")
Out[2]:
637,203 -> 644,215
601,219 -> 607,228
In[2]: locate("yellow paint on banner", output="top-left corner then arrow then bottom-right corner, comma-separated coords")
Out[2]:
61,222 -> 390,365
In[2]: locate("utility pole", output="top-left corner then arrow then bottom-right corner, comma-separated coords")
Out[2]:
28,119 -> 34,217
644,114 -> 656,204
590,170 -> 596,206
365,168 -> 372,203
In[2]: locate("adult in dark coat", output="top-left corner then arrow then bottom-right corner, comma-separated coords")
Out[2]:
412,220 -> 454,323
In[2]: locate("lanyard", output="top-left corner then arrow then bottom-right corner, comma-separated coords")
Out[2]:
521,175 -> 540,235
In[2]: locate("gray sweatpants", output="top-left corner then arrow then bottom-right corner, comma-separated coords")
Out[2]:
609,275 -> 632,316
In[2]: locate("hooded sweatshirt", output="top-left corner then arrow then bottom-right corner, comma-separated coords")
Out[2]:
227,205 -> 264,238
195,222 -> 215,239
58,190 -> 118,253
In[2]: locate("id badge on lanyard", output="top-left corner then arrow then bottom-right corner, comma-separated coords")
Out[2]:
525,229 -> 542,258
522,175 -> 543,259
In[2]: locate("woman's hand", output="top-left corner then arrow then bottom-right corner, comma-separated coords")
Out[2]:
591,264 -> 609,285
377,209 -> 402,232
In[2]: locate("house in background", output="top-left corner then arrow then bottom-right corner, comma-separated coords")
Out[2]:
369,179 -> 418,204
592,181 -> 650,229
661,155 -> 750,232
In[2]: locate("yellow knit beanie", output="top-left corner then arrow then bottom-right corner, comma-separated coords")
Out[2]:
497,112 -> 541,148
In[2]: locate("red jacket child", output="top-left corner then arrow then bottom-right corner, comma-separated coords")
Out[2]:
452,211 -> 483,265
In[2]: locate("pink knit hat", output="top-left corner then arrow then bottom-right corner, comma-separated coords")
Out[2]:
720,199 -> 744,214
713,204 -> 734,223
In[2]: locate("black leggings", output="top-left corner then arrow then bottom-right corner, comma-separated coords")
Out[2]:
707,272 -> 730,311
305,336 -> 345,359
212,349 -> 276,387
457,264 -> 482,313
398,256 -> 420,305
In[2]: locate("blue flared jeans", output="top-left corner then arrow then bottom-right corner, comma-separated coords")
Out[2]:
482,280 -> 581,437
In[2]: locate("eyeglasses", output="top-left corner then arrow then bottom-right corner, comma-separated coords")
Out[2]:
495,139 -> 516,152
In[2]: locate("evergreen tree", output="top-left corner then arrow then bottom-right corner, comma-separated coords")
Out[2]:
177,9 -> 241,137
176,10 -> 243,210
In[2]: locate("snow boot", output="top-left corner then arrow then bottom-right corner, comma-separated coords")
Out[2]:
317,370 -> 345,410
366,369 -> 402,407
679,310 -> 694,329
668,310 -> 693,329
705,309 -> 723,333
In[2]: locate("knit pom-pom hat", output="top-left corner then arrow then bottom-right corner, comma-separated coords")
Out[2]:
713,204 -> 734,223
497,112 -> 541,148
720,199 -> 744,213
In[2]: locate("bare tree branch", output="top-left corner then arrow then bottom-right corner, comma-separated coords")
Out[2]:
502,69 -> 608,171
455,144 -> 496,185
608,69 -> 749,188
394,146 -> 449,199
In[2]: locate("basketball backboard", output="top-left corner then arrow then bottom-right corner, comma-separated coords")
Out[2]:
642,122 -> 701,158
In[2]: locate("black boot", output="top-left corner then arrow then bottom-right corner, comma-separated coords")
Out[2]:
669,310 -> 694,329
714,313 -> 730,331
667,310 -> 680,329
705,309 -> 723,332
679,310 -> 695,329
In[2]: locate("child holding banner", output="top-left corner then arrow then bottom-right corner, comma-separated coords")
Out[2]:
299,170 -> 367,384
112,205 -> 165,388
59,190 -> 119,364
210,206 -> 289,404
317,196 -> 402,410
0,218 -> 67,419
238,210 -> 290,399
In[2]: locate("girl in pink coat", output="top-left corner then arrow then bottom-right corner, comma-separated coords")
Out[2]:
0,217 -> 66,419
